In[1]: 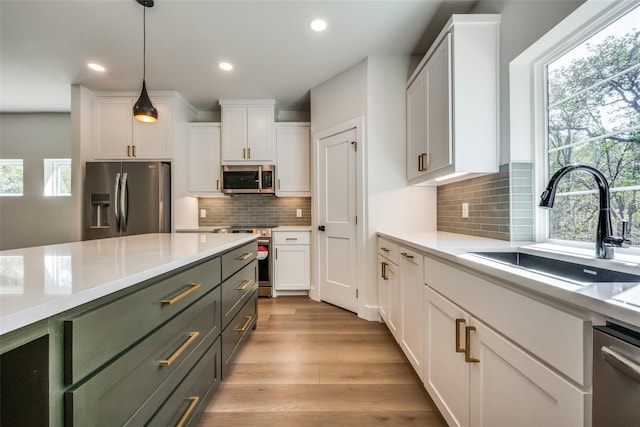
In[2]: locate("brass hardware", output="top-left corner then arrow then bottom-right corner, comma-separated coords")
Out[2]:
247,147 -> 251,159
243,148 -> 246,159
235,279 -> 253,291
176,396 -> 200,427
418,154 -> 422,172
380,247 -> 390,252
127,145 -> 132,157
400,252 -> 414,259
455,319 -> 465,353
216,179 -> 220,190
381,262 -> 389,280
275,248 -> 278,259
278,179 -> 281,190
161,283 -> 201,305
235,252 -> 253,261
132,145 -> 137,158
159,332 -> 200,366
286,237 -> 298,241
464,326 -> 480,363
234,315 -> 253,333
421,153 -> 427,170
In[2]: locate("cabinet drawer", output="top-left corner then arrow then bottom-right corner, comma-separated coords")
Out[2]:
222,290 -> 258,378
141,336 -> 221,427
222,260 -> 258,329
273,231 -> 310,245
65,287 -> 220,427
378,238 -> 399,265
221,241 -> 258,281
64,257 -> 221,384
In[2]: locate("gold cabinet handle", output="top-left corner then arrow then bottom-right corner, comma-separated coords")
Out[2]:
132,145 -> 137,158
247,147 -> 251,159
176,396 -> 200,427
242,148 -> 246,159
127,145 -> 132,157
216,179 -> 220,190
275,247 -> 278,259
161,283 -> 201,305
235,252 -> 253,261
159,332 -> 200,366
455,319 -> 465,353
278,179 -> 281,190
381,262 -> 389,280
286,237 -> 298,241
464,326 -> 480,363
421,153 -> 427,171
380,247 -> 390,252
234,315 -> 253,333
400,252 -> 414,259
236,279 -> 253,291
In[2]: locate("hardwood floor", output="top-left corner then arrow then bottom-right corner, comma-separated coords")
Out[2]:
198,296 -> 447,427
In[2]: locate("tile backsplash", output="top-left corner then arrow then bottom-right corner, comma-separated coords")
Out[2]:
198,196 -> 311,227
437,166 -> 511,241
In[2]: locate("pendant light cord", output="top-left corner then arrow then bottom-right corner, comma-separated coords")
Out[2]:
142,6 -> 146,80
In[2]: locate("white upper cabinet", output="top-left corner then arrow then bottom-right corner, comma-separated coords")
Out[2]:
187,123 -> 221,195
275,123 -> 311,197
93,96 -> 173,160
406,15 -> 500,185
220,99 -> 275,164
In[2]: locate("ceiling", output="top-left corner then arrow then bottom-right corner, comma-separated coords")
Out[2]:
0,0 -> 476,114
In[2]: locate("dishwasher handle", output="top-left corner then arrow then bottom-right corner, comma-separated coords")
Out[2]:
601,345 -> 640,383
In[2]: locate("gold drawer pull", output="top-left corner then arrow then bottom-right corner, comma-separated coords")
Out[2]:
455,319 -> 465,353
236,279 -> 253,291
380,247 -> 390,252
400,252 -> 414,259
234,315 -> 253,333
381,262 -> 389,280
235,252 -> 253,261
159,332 -> 200,367
286,237 -> 298,241
161,283 -> 201,305
176,395 -> 200,427
465,326 -> 480,363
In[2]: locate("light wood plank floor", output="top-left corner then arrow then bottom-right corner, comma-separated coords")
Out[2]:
198,296 -> 447,427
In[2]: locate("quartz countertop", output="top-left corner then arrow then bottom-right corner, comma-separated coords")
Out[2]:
0,233 -> 257,335
377,230 -> 640,328
272,226 -> 312,232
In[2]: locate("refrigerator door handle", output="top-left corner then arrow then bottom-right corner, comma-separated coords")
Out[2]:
114,173 -> 121,228
121,172 -> 128,232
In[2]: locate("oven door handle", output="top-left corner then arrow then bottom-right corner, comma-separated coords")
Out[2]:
601,346 -> 640,383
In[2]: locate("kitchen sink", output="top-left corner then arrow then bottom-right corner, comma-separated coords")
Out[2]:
469,251 -> 640,284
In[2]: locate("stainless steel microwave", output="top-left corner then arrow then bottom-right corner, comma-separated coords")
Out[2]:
221,165 -> 275,194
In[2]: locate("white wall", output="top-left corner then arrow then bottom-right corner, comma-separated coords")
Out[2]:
0,113 -> 78,249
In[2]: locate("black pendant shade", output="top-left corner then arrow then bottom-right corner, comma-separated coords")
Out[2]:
133,0 -> 157,123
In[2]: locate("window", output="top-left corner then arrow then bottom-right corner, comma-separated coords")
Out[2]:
543,4 -> 639,249
44,158 -> 71,196
0,159 -> 24,197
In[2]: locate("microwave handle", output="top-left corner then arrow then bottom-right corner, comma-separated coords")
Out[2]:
258,166 -> 263,191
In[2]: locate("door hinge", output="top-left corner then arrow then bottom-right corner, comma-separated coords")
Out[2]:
351,140 -> 357,151
356,289 -> 359,298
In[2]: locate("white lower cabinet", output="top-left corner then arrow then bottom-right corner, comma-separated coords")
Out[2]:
273,230 -> 310,292
399,247 -> 424,381
424,285 -> 588,427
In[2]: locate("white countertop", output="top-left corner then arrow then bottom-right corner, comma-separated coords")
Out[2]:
272,226 -> 312,232
0,233 -> 257,335
378,230 -> 640,328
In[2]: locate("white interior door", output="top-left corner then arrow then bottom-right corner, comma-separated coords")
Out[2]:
318,128 -> 358,313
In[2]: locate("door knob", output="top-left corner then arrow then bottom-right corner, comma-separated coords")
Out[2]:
318,225 -> 326,232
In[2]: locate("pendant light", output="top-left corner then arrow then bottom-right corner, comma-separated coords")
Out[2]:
133,0 -> 158,123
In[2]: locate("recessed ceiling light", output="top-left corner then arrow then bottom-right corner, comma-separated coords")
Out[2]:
310,19 -> 327,32
87,63 -> 105,72
219,62 -> 233,71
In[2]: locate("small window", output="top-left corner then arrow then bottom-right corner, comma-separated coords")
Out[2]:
0,159 -> 24,197
544,5 -> 639,248
44,159 -> 71,197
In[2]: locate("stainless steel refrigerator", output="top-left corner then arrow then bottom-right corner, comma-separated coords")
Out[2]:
83,161 -> 171,240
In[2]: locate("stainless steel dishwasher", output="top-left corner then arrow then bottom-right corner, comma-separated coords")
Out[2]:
593,323 -> 640,427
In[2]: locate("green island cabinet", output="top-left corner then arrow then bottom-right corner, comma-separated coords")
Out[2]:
0,240 -> 258,427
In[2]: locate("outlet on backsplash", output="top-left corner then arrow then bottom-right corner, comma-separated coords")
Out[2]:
296,209 -> 302,218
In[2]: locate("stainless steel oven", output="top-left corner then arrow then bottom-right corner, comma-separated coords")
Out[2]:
224,227 -> 273,297
593,323 -> 640,426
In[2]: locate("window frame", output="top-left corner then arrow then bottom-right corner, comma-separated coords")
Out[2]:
0,159 -> 24,197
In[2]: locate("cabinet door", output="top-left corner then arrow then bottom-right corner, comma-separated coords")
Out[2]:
246,106 -> 274,162
188,125 -> 221,193
424,34 -> 451,174
424,286 -> 470,427
274,244 -> 310,291
93,97 -> 133,159
387,260 -> 400,341
406,67 -> 427,181
469,319 -> 587,427
133,97 -> 172,159
399,248 -> 423,379
377,255 -> 389,321
275,124 -> 310,196
221,106 -> 247,162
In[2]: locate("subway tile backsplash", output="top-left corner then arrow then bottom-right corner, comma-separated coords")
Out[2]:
437,166 -> 511,241
198,196 -> 311,227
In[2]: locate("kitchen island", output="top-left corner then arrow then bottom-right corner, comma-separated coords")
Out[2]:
0,232 -> 259,426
